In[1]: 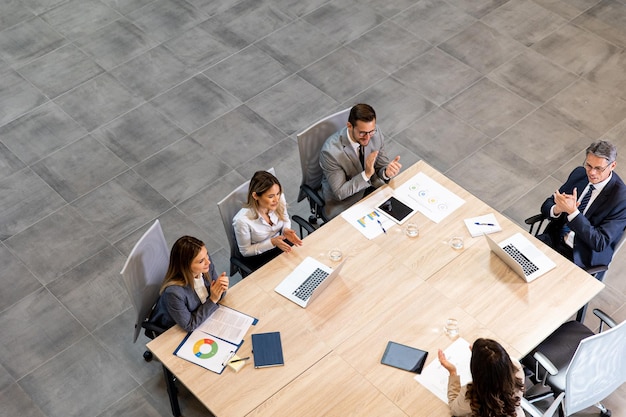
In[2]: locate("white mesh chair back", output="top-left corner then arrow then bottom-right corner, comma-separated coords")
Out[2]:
564,319 -> 626,415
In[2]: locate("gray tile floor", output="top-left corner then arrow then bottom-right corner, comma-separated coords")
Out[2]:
1,0 -> 625,416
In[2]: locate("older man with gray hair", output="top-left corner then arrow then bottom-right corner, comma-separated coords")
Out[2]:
538,140 -> 626,270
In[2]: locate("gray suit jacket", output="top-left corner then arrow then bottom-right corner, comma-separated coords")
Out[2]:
148,258 -> 220,333
320,126 -> 391,219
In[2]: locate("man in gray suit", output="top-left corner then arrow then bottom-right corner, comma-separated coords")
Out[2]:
320,103 -> 402,219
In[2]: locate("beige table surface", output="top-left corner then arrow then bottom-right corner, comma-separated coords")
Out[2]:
148,160 -> 604,417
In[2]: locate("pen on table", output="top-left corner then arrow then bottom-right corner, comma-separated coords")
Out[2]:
229,357 -> 250,363
377,219 -> 387,234
474,222 -> 495,226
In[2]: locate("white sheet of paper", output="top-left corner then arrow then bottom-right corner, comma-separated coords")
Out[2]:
463,213 -> 502,238
340,189 -> 396,240
175,329 -> 240,374
414,338 -> 472,403
196,305 -> 256,345
395,172 -> 465,223
175,305 -> 256,374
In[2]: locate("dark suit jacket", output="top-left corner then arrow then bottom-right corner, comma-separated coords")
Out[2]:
148,257 -> 220,333
319,126 -> 391,219
541,166 -> 626,269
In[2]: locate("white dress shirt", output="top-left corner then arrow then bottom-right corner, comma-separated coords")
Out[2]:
346,128 -> 389,182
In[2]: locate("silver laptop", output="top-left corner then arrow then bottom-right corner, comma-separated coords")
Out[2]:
275,257 -> 346,308
486,233 -> 556,282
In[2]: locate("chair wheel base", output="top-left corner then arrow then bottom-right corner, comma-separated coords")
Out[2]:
143,350 -> 153,362
601,410 -> 611,417
308,215 -> 318,225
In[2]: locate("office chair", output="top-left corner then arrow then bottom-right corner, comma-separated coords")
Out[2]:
525,214 -> 626,321
120,220 -> 181,417
522,309 -> 625,417
296,107 -> 351,226
217,168 -> 283,278
521,393 -> 565,417
292,214 -> 315,237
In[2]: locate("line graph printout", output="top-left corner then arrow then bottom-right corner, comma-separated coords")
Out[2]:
395,172 -> 465,223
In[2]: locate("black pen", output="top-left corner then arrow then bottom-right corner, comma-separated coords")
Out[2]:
474,222 -> 495,226
230,357 -> 250,363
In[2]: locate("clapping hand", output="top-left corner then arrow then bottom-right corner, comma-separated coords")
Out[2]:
283,228 -> 303,247
209,273 -> 229,303
271,235 -> 292,252
438,349 -> 457,376
553,188 -> 579,215
385,156 -> 402,178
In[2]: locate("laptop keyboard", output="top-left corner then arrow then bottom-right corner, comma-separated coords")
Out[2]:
502,244 -> 539,276
293,268 -> 329,301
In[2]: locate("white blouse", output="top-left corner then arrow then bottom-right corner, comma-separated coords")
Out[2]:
232,196 -> 291,257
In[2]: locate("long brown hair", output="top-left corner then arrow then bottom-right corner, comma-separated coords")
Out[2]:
244,170 -> 287,221
466,338 -> 524,417
159,236 -> 205,294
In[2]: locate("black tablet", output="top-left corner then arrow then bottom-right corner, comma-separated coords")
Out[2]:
377,196 -> 415,224
380,341 -> 428,373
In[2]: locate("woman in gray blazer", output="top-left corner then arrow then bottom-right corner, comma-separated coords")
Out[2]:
149,236 -> 229,332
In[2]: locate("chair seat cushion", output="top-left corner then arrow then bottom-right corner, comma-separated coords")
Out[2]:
524,321 -> 594,391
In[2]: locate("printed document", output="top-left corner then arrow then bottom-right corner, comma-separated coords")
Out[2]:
414,338 -> 472,403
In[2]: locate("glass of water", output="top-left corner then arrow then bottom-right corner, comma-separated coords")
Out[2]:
404,222 -> 419,238
328,248 -> 343,262
444,318 -> 459,339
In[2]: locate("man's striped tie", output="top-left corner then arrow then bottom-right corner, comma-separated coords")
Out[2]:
578,184 -> 595,215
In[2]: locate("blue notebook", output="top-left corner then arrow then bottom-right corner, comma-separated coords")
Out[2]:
251,332 -> 284,368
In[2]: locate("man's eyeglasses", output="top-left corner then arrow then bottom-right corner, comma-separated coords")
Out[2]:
583,160 -> 613,173
357,128 -> 377,138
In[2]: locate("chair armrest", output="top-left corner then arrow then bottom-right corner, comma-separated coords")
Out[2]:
584,265 -> 608,276
525,213 -> 547,236
525,213 -> 545,225
142,322 -> 168,340
301,184 -> 325,208
292,215 -> 315,236
533,351 -> 558,386
231,257 -> 253,277
592,308 -> 617,330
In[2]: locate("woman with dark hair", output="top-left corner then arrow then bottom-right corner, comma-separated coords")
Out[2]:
233,170 -> 302,271
149,236 -> 229,332
438,338 -> 525,417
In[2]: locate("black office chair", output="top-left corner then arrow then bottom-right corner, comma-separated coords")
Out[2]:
522,309 -> 625,417
296,108 -> 351,226
525,214 -> 626,321
120,220 -> 181,417
291,214 -> 316,237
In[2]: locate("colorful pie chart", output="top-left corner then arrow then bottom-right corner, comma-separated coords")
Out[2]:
193,338 -> 218,359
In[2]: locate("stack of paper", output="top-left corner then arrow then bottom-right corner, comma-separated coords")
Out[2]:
174,305 -> 257,374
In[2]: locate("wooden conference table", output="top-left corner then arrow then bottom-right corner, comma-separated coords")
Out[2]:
148,161 -> 604,417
